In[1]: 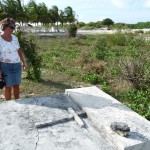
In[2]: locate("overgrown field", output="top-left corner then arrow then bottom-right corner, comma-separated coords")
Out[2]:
1,32 -> 150,120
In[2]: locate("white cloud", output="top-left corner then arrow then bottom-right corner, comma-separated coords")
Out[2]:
112,0 -> 124,8
111,0 -> 134,8
144,0 -> 150,7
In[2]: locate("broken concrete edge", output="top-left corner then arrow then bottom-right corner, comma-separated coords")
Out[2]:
65,86 -> 150,150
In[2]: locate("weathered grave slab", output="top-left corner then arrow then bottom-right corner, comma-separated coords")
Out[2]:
0,94 -> 116,150
65,86 -> 150,150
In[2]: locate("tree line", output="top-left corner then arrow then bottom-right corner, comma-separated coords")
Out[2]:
0,0 -> 77,26
79,20 -> 150,29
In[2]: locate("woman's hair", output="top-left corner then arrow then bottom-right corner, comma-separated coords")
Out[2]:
0,18 -> 15,31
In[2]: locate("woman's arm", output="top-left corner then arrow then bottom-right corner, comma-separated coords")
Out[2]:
18,48 -> 26,71
0,71 -> 2,78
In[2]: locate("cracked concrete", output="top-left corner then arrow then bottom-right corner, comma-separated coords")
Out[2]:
0,94 -> 116,150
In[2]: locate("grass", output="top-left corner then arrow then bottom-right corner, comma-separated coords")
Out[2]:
0,33 -> 150,120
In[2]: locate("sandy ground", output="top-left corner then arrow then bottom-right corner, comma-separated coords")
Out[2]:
1,28 -> 149,36
35,28 -> 150,36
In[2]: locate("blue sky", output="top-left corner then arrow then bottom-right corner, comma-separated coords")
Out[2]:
24,0 -> 150,24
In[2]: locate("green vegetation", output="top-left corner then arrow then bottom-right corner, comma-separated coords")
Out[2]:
66,24 -> 77,37
79,21 -> 150,30
0,29 -> 149,120
14,31 -> 150,120
15,31 -> 42,81
101,18 -> 114,29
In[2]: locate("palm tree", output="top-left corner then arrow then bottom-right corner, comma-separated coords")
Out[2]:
0,1 -> 5,20
0,0 -> 25,24
37,3 -> 48,25
0,1 -> 77,29
26,0 -> 38,25
15,0 -> 25,24
64,6 -> 76,24
2,0 -> 19,20
49,5 -> 59,31
1,0 -> 27,25
59,10 -> 65,26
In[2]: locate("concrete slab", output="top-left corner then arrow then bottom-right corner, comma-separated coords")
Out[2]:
0,94 -> 116,150
65,86 -> 150,150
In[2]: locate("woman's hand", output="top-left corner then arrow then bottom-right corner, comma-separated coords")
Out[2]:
0,71 -> 2,78
18,49 -> 26,71
22,63 -> 27,71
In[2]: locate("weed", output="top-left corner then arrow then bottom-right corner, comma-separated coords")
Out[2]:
118,90 -> 150,120
91,36 -> 110,60
107,32 -> 127,46
82,73 -> 100,84
119,41 -> 150,89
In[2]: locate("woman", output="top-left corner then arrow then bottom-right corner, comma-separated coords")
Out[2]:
0,18 -> 26,100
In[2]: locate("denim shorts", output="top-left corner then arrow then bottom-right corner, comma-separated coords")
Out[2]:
0,62 -> 22,87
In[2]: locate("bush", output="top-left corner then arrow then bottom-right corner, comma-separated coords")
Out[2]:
107,32 -> 127,46
118,90 -> 150,120
66,24 -> 77,37
91,36 -> 110,60
119,38 -> 150,90
77,22 -> 85,28
82,73 -> 100,84
80,26 -> 95,30
15,31 -> 42,82
82,73 -> 110,92
134,30 -> 144,34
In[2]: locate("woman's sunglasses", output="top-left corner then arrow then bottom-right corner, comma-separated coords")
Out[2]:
8,25 -> 15,30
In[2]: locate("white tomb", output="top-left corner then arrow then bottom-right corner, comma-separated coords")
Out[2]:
66,86 -> 150,150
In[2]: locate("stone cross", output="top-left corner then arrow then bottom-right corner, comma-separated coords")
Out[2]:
35,108 -> 87,128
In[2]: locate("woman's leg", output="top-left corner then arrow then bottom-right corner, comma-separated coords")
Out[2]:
4,86 -> 12,100
13,84 -> 20,99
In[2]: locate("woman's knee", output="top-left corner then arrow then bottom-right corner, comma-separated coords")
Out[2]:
4,86 -> 12,91
13,84 -> 19,89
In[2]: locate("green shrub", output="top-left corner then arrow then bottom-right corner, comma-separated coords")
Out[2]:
81,72 -> 110,92
15,31 -> 42,82
119,90 -> 150,120
91,36 -> 110,60
80,26 -> 95,30
67,69 -> 78,76
82,73 -> 100,84
107,32 -> 127,46
66,24 -> 77,37
119,38 -> 149,90
134,30 -> 144,34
